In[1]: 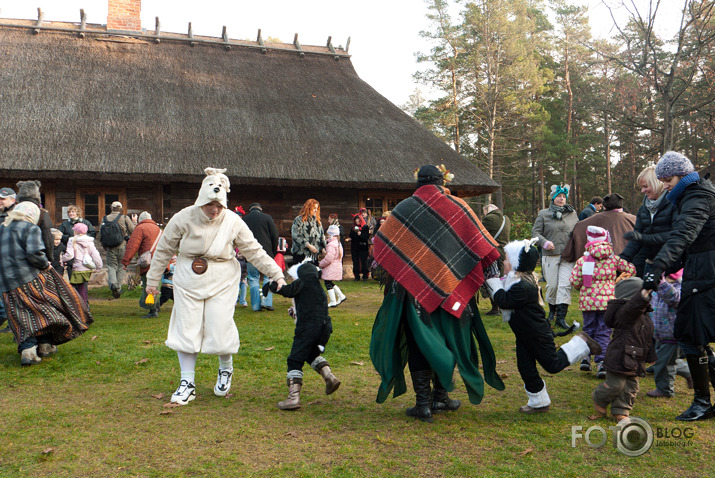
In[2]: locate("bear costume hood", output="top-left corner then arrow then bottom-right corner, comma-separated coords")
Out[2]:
195,168 -> 231,208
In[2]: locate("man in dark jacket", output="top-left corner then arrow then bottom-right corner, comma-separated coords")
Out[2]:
100,201 -> 136,297
242,203 -> 279,312
481,204 -> 511,315
562,193 -> 635,263
578,196 -> 603,221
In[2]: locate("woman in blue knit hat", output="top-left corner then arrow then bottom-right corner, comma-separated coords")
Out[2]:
531,184 -> 578,331
644,151 -> 715,421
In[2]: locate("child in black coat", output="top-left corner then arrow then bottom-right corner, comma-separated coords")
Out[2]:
264,261 -> 341,410
592,277 -> 656,422
486,239 -> 602,414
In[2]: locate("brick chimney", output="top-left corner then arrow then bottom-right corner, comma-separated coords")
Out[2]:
107,0 -> 142,32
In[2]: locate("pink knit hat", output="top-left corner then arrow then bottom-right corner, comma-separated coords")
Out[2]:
73,222 -> 88,234
667,269 -> 683,281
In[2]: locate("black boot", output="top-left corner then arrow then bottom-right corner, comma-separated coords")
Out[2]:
554,304 -> 570,330
431,375 -> 461,413
485,299 -> 500,316
546,303 -> 556,324
676,354 -> 713,421
406,370 -> 433,422
707,347 -> 715,392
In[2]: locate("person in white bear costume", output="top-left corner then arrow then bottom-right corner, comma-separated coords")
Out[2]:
146,168 -> 286,405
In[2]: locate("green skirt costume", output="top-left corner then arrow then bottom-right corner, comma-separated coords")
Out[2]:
370,288 -> 504,404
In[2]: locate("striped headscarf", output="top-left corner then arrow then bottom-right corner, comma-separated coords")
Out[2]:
3,201 -> 40,226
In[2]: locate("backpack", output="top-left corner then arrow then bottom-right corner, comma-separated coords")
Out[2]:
101,214 -> 124,248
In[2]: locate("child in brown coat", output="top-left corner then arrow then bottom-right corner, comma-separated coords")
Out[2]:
592,277 -> 656,422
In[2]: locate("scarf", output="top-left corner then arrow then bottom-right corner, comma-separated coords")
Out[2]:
373,185 -> 499,319
644,191 -> 666,217
549,203 -> 575,220
666,172 -> 700,206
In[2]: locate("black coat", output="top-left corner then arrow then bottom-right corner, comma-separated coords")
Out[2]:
492,279 -> 554,343
603,293 -> 656,376
272,262 -> 329,321
652,178 -> 715,345
619,195 -> 674,277
242,208 -> 279,259
348,224 -> 370,253
59,218 -> 96,245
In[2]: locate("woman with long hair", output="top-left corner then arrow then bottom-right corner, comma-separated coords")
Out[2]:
290,198 -> 326,265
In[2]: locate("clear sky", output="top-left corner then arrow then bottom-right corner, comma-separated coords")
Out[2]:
0,1 -> 684,108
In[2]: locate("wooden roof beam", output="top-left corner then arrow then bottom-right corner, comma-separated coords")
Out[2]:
33,8 -> 44,35
222,26 -> 230,50
154,17 -> 161,43
293,33 -> 305,58
327,36 -> 339,61
78,9 -> 87,38
257,29 -> 267,54
188,22 -> 196,47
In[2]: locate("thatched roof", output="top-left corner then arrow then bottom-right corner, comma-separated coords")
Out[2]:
0,19 -> 498,196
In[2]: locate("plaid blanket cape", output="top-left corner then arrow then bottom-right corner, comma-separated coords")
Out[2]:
373,185 -> 499,319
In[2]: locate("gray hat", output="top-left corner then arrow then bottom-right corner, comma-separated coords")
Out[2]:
249,202 -> 262,210
614,277 -> 643,300
0,187 -> 16,199
655,151 -> 695,179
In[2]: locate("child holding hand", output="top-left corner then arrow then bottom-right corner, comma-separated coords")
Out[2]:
264,261 -> 341,410
592,277 -> 656,422
486,238 -> 601,414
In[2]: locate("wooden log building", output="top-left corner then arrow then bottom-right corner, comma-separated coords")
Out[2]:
0,1 -> 498,245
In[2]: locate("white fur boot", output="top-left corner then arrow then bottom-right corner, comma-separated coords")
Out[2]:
560,332 -> 602,365
333,285 -> 346,305
327,289 -> 338,308
520,381 -> 551,413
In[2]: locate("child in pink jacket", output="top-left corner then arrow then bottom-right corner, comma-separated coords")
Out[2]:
61,222 -> 103,304
319,225 -> 346,307
570,225 -> 635,378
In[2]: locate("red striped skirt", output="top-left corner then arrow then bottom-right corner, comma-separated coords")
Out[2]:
2,268 -> 93,352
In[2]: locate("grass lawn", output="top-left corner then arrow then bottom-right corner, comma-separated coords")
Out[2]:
1,279 -> 713,477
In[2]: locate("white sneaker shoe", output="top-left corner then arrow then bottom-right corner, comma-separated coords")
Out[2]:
214,369 -> 233,397
171,379 -> 196,405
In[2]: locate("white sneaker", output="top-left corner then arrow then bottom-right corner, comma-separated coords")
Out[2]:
171,379 -> 196,405
214,369 -> 233,397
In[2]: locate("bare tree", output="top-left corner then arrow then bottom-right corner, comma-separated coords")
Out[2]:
600,0 -> 715,153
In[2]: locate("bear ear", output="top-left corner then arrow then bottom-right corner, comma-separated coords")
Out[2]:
34,180 -> 42,189
204,167 -> 227,176
550,184 -> 557,194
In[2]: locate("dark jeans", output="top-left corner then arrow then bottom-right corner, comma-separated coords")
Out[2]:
19,335 -> 52,352
351,249 -> 369,278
